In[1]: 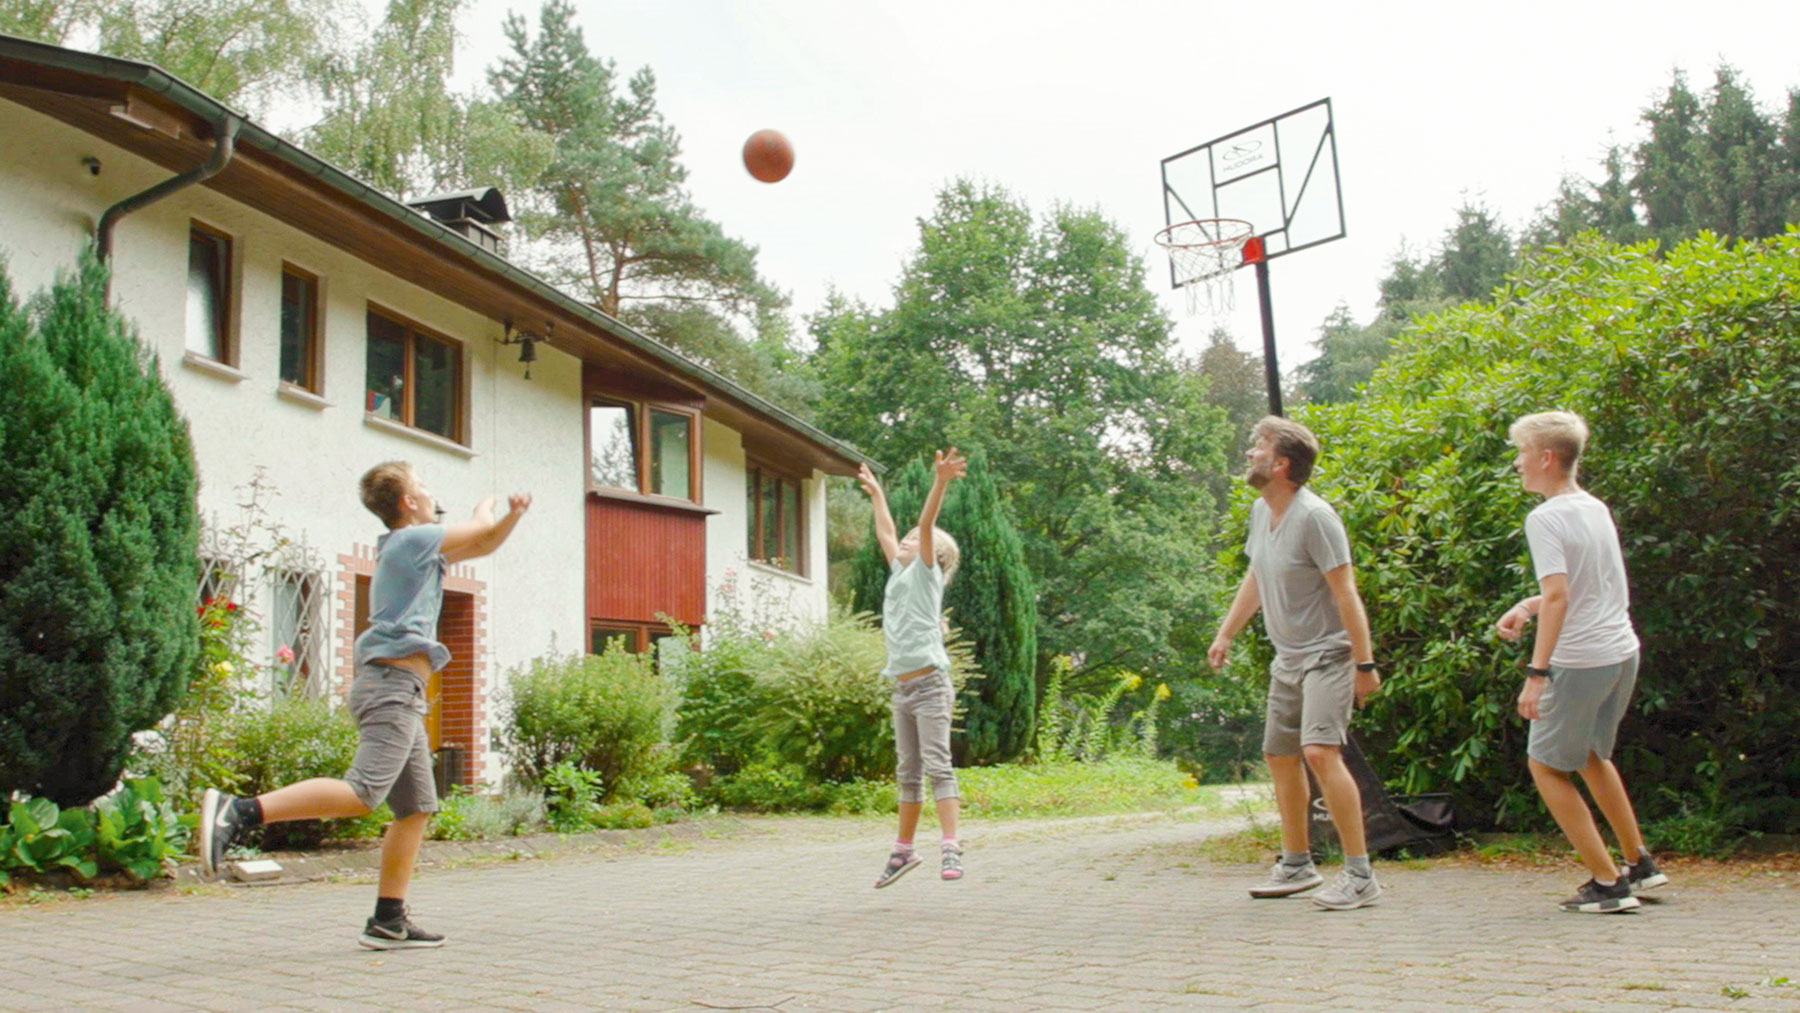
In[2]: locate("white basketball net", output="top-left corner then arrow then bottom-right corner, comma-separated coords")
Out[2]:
1156,218 -> 1253,316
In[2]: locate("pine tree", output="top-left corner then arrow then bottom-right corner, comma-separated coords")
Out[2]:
850,453 -> 1039,765
0,251 -> 200,807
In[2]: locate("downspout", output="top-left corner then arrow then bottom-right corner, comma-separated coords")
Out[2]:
95,113 -> 241,264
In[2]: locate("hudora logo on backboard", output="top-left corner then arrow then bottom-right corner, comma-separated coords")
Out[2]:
1221,140 -> 1269,173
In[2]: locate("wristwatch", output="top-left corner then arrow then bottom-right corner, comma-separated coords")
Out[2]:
1355,661 -> 1378,672
1526,665 -> 1552,678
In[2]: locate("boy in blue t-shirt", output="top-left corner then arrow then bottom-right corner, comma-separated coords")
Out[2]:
198,461 -> 530,949
857,447 -> 966,887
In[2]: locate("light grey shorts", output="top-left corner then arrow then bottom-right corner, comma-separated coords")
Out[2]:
1527,653 -> 1639,773
892,668 -> 959,804
1262,649 -> 1355,757
343,661 -> 439,817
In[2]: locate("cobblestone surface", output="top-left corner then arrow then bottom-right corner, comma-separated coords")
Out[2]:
2,811 -> 1796,1010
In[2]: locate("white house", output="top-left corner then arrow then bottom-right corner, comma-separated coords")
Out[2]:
0,35 -> 870,787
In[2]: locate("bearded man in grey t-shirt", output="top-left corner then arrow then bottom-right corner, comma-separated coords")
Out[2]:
1209,417 -> 1385,910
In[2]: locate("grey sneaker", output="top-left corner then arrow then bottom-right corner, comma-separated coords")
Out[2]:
1559,877 -> 1639,913
1312,869 -> 1382,910
1248,860 -> 1324,898
1621,853 -> 1669,893
874,850 -> 921,889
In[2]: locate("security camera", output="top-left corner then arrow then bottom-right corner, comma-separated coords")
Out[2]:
82,156 -> 102,176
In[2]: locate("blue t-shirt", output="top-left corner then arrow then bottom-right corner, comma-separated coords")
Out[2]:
353,523 -> 450,671
881,556 -> 950,677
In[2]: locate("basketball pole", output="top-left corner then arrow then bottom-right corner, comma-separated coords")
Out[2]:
1250,245 -> 1283,417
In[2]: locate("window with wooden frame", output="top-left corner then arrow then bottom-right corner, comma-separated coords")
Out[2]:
746,462 -> 804,575
586,398 -> 700,502
278,264 -> 322,393
185,222 -> 233,362
589,620 -> 677,656
365,307 -> 465,442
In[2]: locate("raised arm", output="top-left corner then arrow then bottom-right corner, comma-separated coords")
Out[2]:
441,493 -> 532,564
916,447 -> 967,568
855,463 -> 900,563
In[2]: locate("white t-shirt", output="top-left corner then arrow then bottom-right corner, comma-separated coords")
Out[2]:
881,556 -> 950,677
1246,488 -> 1354,662
1524,491 -> 1640,668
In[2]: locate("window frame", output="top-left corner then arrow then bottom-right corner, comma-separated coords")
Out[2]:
588,619 -> 677,656
185,220 -> 237,365
745,459 -> 806,576
584,396 -> 702,504
364,304 -> 467,445
278,262 -> 324,394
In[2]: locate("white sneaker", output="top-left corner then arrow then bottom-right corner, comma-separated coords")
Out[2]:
1248,860 -> 1324,898
1312,869 -> 1382,910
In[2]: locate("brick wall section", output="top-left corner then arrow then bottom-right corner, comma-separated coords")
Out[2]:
335,547 -> 376,700
337,549 -> 490,788
442,566 -> 488,788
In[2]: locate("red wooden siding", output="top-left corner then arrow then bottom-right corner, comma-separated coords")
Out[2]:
586,495 -> 706,626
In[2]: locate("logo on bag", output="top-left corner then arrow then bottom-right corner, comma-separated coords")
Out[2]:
1309,798 -> 1332,824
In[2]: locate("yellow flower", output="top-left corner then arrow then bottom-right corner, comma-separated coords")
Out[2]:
1182,775 -> 1200,789
1122,673 -> 1143,691
210,660 -> 234,679
1155,683 -> 1172,701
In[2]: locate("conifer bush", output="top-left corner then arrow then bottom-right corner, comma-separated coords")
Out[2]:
0,252 -> 199,808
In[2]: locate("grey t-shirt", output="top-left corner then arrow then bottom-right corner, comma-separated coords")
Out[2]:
353,523 -> 450,672
881,556 -> 950,677
1245,487 -> 1353,661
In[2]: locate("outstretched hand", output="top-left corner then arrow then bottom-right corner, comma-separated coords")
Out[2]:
856,462 -> 883,499
934,446 -> 968,483
507,492 -> 533,516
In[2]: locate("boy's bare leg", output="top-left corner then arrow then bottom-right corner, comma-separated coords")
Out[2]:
377,812 -> 430,899
1579,752 -> 1647,859
1530,758 -> 1618,880
1266,753 -> 1312,854
1303,745 -> 1367,856
258,778 -> 372,822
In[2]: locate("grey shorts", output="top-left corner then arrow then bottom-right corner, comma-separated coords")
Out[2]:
1262,649 -> 1355,756
1528,653 -> 1639,773
892,669 -> 959,803
343,661 -> 439,818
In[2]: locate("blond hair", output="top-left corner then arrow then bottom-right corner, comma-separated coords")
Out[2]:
360,461 -> 415,528
1508,411 -> 1589,471
905,525 -> 961,585
1251,415 -> 1322,485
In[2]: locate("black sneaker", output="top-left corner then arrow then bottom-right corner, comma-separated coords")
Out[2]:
359,912 -> 446,950
197,788 -> 242,879
1621,853 -> 1669,893
1559,877 -> 1640,913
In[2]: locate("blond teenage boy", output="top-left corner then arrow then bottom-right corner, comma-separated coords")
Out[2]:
856,448 -> 967,887
1209,417 -> 1385,910
199,462 -> 531,948
1495,411 -> 1667,914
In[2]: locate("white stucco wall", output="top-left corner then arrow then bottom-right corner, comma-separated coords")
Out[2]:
702,421 -> 830,635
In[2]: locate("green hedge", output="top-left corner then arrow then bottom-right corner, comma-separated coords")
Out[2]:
1276,230 -> 1800,835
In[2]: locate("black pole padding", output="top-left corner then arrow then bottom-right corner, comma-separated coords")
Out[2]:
1254,257 -> 1282,416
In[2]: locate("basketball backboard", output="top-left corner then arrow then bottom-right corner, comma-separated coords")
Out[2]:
1160,98 -> 1344,288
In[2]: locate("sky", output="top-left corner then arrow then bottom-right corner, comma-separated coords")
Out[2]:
416,0 -> 1797,375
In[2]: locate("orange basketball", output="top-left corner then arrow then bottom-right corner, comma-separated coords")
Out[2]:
742,129 -> 794,183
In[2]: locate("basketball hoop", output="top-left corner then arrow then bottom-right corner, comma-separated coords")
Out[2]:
1154,218 -> 1254,315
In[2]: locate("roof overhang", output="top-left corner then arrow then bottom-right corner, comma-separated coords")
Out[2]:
0,33 -> 873,476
